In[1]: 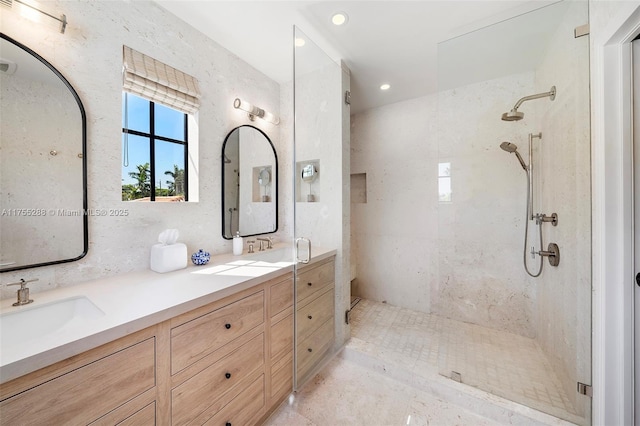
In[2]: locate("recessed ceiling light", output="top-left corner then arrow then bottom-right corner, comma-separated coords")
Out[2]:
294,38 -> 306,47
380,84 -> 391,91
331,12 -> 348,26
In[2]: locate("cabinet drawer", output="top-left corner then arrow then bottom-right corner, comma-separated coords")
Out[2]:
0,338 -> 155,425
296,317 -> 334,381
296,259 -> 334,303
117,402 -> 155,426
270,313 -> 293,361
172,333 -> 264,425
204,374 -> 265,426
171,291 -> 264,373
270,277 -> 293,317
296,287 -> 334,341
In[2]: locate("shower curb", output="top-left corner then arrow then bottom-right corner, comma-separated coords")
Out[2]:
340,340 -> 577,426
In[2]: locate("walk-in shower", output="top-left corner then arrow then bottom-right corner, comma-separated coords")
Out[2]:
425,3 -> 592,423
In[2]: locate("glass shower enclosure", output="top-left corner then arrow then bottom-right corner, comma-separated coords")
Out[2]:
435,2 -> 591,424
292,26 -> 349,389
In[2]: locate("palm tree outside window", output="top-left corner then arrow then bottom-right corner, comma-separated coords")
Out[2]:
121,93 -> 189,201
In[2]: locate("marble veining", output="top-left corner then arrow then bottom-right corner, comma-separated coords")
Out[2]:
0,0 -> 282,299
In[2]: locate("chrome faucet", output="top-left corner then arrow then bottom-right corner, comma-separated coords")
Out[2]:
4,278 -> 38,306
256,237 -> 273,251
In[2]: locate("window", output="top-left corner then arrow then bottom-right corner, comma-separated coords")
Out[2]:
122,93 -> 188,201
121,45 -> 201,202
438,162 -> 452,202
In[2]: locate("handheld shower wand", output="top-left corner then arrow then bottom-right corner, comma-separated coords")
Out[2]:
500,135 -> 547,277
499,142 -> 527,171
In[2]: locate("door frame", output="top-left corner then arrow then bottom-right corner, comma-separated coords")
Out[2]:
591,4 -> 640,425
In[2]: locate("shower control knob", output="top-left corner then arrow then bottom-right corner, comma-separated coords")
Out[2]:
636,272 -> 640,287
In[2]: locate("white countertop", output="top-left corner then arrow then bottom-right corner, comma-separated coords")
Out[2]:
0,244 -> 336,384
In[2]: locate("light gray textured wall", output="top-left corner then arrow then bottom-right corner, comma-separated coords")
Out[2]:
1,0 -> 282,297
351,71 -> 540,338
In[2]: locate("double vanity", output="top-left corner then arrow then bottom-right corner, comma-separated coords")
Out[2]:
0,246 -> 336,425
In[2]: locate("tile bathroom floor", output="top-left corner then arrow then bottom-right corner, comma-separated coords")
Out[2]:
265,299 -> 582,426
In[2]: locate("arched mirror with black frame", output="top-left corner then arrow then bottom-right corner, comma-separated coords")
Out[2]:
0,33 -> 88,272
221,125 -> 277,239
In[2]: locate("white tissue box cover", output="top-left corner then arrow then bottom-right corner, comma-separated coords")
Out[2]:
150,243 -> 187,273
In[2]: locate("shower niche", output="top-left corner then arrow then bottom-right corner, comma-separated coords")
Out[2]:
296,160 -> 320,202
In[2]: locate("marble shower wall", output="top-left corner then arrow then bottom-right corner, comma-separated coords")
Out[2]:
0,0 -> 283,297
351,95 -> 439,315
351,71 -> 540,338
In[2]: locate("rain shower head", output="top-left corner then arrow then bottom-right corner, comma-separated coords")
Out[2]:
501,110 -> 524,121
500,142 -> 527,171
501,86 -> 556,122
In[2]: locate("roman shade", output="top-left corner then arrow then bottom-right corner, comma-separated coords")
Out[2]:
122,46 -> 201,114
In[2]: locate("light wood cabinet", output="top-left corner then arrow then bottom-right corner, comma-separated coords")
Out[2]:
171,291 -> 264,374
0,327 -> 158,425
297,317 -> 334,379
0,270 -> 296,426
171,333 -> 264,424
117,402 -> 156,426
203,374 -> 265,426
265,275 -> 294,417
297,286 -> 334,341
295,257 -> 336,385
296,258 -> 335,302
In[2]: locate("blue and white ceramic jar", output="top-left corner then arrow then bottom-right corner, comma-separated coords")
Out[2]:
191,249 -> 210,265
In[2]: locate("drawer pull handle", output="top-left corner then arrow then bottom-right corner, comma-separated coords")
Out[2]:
225,372 -> 231,379
308,348 -> 313,353
225,323 -> 231,329
226,423 -> 232,426
307,282 -> 312,286
307,315 -> 313,319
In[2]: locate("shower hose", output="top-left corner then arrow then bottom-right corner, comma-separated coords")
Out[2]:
523,171 -> 543,277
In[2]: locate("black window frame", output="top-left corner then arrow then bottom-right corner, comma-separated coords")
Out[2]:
122,93 -> 189,201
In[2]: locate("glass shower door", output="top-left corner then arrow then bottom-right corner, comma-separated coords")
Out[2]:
292,26 -> 346,389
435,2 -> 591,424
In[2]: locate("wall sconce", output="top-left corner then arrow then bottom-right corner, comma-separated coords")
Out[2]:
4,0 -> 67,34
233,98 -> 279,125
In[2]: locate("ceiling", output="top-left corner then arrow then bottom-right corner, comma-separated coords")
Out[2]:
155,0 -> 564,114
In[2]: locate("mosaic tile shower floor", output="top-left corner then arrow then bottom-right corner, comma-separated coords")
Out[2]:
349,299 -> 583,424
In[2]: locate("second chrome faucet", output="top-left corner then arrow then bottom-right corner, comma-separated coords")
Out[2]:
256,237 -> 273,251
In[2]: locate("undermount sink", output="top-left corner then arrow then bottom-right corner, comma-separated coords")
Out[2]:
0,296 -> 105,346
